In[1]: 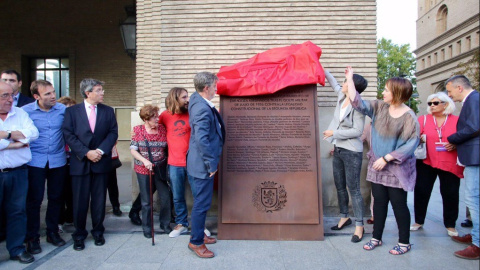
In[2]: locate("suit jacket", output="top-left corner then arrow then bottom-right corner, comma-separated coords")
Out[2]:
187,92 -> 225,179
447,90 -> 480,166
16,93 -> 35,107
62,102 -> 118,175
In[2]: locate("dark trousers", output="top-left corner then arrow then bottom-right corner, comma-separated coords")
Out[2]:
189,175 -> 214,246
107,169 -> 120,208
371,182 -> 410,244
136,173 -> 171,233
131,185 -> 156,213
0,167 -> 28,256
414,160 -> 460,228
59,164 -> 73,225
26,164 -> 67,240
71,173 -> 108,240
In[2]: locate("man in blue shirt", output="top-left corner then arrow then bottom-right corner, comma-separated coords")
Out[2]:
22,80 -> 67,255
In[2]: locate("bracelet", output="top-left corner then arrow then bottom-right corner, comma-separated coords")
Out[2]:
382,156 -> 388,163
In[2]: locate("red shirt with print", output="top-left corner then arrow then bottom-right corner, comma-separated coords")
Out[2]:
158,110 -> 190,167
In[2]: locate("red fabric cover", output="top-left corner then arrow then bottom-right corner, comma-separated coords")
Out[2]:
217,41 -> 325,96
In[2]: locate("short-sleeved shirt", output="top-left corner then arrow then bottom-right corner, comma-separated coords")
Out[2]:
130,124 -> 167,175
158,111 -> 190,167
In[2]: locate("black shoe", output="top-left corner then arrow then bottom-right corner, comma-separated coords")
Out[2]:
351,228 -> 365,243
94,235 -> 105,246
161,225 -> 172,234
144,232 -> 152,239
73,239 -> 85,251
10,251 -> 34,264
331,218 -> 352,231
461,219 -> 473,228
47,232 -> 66,247
0,233 -> 6,243
113,206 -> 123,217
129,211 -> 142,226
26,239 -> 42,254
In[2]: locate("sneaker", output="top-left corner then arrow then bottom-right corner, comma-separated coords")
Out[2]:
169,224 -> 188,238
204,228 -> 211,237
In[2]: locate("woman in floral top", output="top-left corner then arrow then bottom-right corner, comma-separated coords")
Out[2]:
130,105 -> 171,238
346,66 -> 420,255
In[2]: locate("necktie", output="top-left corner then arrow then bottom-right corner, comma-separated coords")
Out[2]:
89,105 -> 96,132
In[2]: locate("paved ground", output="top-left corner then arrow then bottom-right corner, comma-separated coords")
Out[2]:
1,166 -> 478,269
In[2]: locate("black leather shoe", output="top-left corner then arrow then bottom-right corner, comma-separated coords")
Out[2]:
10,251 -> 34,264
144,232 -> 152,239
94,235 -> 105,246
331,218 -> 352,231
129,211 -> 142,226
26,239 -> 42,254
461,219 -> 473,228
47,232 -> 66,247
73,239 -> 85,251
113,206 -> 123,217
351,228 -> 365,243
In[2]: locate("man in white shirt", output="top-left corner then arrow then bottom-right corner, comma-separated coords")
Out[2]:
0,81 -> 39,264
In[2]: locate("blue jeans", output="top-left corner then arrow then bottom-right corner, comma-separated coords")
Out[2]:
332,146 -> 364,226
0,167 -> 28,257
464,165 -> 479,247
169,165 -> 195,227
189,175 -> 213,245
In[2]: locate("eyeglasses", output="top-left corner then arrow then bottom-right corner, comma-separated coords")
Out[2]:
89,89 -> 105,94
427,101 -> 445,106
0,93 -> 14,99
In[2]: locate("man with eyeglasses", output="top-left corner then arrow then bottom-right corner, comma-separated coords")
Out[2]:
446,75 -> 480,260
0,81 -> 39,264
1,69 -> 34,108
22,80 -> 68,255
62,78 -> 118,251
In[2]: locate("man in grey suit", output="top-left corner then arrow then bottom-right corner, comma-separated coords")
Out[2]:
187,72 -> 225,258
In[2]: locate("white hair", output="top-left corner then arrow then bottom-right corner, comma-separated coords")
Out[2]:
426,91 -> 455,115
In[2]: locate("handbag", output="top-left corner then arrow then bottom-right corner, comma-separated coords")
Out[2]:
414,116 -> 427,159
143,137 -> 168,182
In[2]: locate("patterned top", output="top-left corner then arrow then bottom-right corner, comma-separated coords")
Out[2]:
352,91 -> 420,191
130,124 -> 168,175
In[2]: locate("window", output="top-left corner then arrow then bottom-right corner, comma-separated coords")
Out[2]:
436,5 -> 448,34
30,58 -> 69,98
433,52 -> 438,64
466,36 -> 471,50
440,49 -> 445,61
456,40 -> 462,55
448,45 -> 453,59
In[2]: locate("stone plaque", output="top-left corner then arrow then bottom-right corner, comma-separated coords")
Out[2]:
218,84 -> 324,240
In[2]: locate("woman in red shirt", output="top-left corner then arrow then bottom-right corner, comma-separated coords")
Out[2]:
130,105 -> 171,238
410,92 -> 464,237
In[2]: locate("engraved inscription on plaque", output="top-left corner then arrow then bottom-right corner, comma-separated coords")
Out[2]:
252,181 -> 287,213
220,85 -> 321,224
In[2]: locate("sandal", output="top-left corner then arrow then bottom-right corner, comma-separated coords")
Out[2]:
363,238 -> 382,250
389,243 -> 412,255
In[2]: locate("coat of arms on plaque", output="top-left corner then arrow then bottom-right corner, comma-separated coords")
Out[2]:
253,181 -> 287,213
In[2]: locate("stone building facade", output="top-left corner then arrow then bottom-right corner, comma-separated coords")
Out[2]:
0,0 -> 377,210
415,0 -> 479,113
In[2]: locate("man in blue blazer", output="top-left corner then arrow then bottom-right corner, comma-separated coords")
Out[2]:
187,72 -> 225,258
446,75 -> 480,260
62,78 -> 118,251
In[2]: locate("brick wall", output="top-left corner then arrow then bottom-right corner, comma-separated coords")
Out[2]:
136,0 -> 378,110
0,0 -> 136,107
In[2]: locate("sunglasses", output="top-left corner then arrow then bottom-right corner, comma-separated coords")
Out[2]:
427,101 -> 445,106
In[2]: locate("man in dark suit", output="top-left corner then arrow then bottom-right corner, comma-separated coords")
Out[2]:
446,75 -> 480,260
62,78 -> 118,251
1,70 -> 35,107
187,72 -> 225,258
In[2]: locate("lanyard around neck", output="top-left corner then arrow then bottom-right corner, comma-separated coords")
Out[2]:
432,115 -> 448,142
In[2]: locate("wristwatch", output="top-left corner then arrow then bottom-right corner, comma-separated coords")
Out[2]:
6,130 -> 11,139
